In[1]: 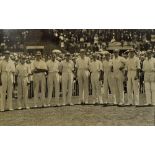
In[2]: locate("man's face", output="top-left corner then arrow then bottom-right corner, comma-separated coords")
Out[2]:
105,54 -> 110,60
141,56 -> 145,61
129,52 -> 134,58
147,53 -> 152,59
66,55 -> 70,62
114,51 -> 119,57
26,60 -> 30,64
4,54 -> 10,60
20,59 -> 25,64
123,54 -> 128,59
51,54 -> 56,61
80,51 -> 85,58
92,55 -> 96,60
36,55 -> 41,61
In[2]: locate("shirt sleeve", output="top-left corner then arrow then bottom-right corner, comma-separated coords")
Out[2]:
0,61 -> 2,73
42,61 -> 47,70
124,59 -> 128,70
15,65 -> 19,75
27,65 -> 31,75
75,59 -> 78,68
99,61 -> 103,71
46,61 -> 49,70
72,61 -> 74,71
121,57 -> 126,65
11,62 -> 16,73
136,58 -> 140,69
69,61 -> 74,71
102,62 -> 104,71
59,61 -> 63,72
142,61 -> 145,71
31,62 -> 35,72
87,57 -> 90,67
88,63 -> 91,71
58,61 -> 62,72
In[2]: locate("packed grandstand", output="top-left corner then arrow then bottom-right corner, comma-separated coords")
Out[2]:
0,29 -> 155,54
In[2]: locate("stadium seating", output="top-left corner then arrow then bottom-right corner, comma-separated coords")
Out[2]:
0,29 -> 155,53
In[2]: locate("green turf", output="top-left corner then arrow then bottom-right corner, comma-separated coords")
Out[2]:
0,94 -> 154,126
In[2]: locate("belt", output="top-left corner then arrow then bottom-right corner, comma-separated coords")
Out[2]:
2,71 -> 11,73
48,71 -> 58,73
62,72 -> 72,74
145,71 -> 154,73
34,73 -> 45,75
1,72 -> 13,74
18,75 -> 28,77
78,69 -> 88,71
91,71 -> 99,73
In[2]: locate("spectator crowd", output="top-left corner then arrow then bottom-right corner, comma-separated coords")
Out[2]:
0,29 -> 155,112
49,29 -> 155,53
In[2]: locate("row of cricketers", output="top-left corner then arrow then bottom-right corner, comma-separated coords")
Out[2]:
0,48 -> 154,112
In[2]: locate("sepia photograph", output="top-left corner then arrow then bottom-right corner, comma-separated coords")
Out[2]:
1,1 -> 155,155
0,29 -> 155,125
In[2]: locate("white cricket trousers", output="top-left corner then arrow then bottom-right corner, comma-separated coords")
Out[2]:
33,73 -> 46,106
47,72 -> 60,105
113,71 -> 124,104
104,72 -> 116,103
144,72 -> 155,105
62,72 -> 73,104
90,72 -> 100,102
77,70 -> 89,103
17,76 -> 29,108
0,73 -> 13,110
127,71 -> 139,105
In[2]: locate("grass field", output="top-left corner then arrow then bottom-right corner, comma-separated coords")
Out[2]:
0,94 -> 154,126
